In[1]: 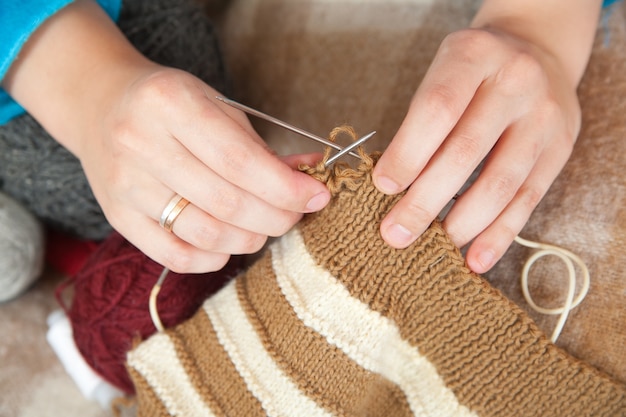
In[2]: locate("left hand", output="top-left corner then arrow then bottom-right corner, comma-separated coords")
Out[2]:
372,27 -> 582,273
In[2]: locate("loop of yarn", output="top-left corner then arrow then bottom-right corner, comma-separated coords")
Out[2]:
514,235 -> 590,343
300,125 -> 377,194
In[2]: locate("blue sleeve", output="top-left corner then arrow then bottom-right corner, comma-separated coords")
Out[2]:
0,0 -> 121,124
604,0 -> 621,6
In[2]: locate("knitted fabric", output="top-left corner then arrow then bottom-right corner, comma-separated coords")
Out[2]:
64,231 -> 241,395
0,0 -> 229,239
126,151 -> 626,417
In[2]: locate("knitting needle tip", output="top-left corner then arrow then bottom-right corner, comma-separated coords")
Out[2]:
324,130 -> 376,167
215,96 -> 362,159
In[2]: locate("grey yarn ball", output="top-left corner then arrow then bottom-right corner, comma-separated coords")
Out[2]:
0,192 -> 45,303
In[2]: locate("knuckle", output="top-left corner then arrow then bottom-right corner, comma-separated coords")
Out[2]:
447,133 -> 483,169
219,141 -> 256,176
402,198 -> 437,230
517,184 -> 544,212
533,96 -> 560,128
375,152 -> 418,194
193,225 -> 221,250
108,118 -> 160,168
133,70 -> 182,107
483,171 -> 518,204
440,29 -> 495,60
422,82 -> 462,123
212,188 -> 245,222
495,51 -> 545,96
110,120 -> 142,155
498,222 -> 521,244
539,99 -> 578,150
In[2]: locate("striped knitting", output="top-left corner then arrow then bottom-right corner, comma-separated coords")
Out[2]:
126,151 -> 626,417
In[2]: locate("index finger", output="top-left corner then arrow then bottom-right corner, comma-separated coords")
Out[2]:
172,92 -> 330,214
372,30 -> 496,195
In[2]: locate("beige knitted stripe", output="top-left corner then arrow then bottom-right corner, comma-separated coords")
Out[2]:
127,367 -> 171,417
168,305 -> 267,417
126,332 -> 217,417
273,228 -> 477,417
299,166 -> 626,417
202,279 -> 335,417
238,250 -> 414,417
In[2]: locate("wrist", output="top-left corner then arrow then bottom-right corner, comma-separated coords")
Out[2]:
2,0 -> 157,157
469,1 -> 602,89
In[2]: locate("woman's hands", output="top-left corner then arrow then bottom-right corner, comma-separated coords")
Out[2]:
3,0 -> 330,273
4,0 -> 603,274
373,0 -> 603,273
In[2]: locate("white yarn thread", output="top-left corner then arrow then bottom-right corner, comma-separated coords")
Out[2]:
0,192 -> 45,303
149,266 -> 170,332
514,235 -> 590,343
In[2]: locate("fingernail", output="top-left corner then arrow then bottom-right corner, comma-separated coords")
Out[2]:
305,192 -> 330,212
385,223 -> 416,248
375,176 -> 400,194
477,250 -> 495,271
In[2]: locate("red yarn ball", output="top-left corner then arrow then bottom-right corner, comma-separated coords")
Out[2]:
61,231 -> 241,394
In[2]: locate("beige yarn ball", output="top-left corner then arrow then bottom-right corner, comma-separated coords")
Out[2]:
0,192 -> 45,303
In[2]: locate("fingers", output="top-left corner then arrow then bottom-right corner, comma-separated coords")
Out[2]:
373,30 -> 497,196
280,152 -> 325,169
166,86 -> 330,214
371,28 -> 580,273
90,70 -> 331,273
115,212 -> 234,273
151,152 -> 325,270
378,65 -> 522,248
149,147 -> 304,237
442,117 -> 547,247
464,138 -> 572,273
108,170 -> 282,273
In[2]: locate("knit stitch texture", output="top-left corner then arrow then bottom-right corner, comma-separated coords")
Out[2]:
127,150 -> 626,417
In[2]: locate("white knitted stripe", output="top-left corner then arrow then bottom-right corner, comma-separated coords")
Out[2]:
127,332 -> 217,417
272,228 -> 479,417
202,280 -> 334,417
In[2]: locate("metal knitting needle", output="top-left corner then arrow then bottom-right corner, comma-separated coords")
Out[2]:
216,96 -> 362,159
324,130 -> 376,167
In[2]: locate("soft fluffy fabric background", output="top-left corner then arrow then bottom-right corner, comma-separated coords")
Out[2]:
1,0 -> 624,415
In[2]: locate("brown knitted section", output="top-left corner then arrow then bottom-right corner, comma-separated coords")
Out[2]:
168,305 -> 267,417
237,251 -> 413,417
127,368 -> 172,417
299,152 -> 626,417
